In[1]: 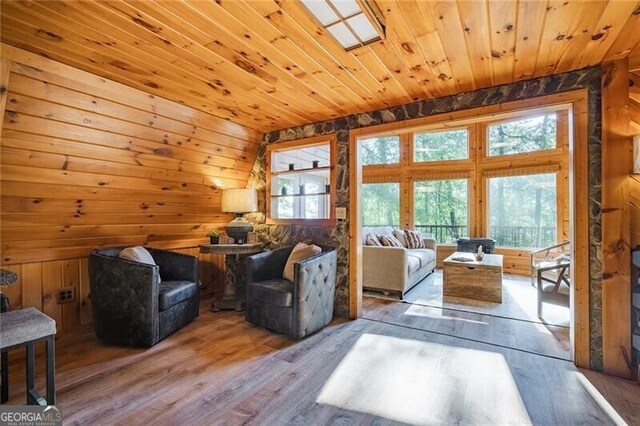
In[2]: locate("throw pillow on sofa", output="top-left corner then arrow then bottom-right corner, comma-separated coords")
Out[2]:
404,229 -> 426,249
393,229 -> 408,247
366,233 -> 382,246
283,242 -> 322,282
378,234 -> 403,247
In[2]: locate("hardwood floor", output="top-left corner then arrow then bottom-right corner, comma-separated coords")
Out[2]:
2,299 -> 639,425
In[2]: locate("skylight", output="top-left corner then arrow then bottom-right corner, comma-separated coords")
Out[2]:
301,0 -> 384,50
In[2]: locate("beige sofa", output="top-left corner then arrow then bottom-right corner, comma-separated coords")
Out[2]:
362,226 -> 437,298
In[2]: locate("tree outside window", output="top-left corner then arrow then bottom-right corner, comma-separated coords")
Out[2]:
414,179 -> 468,243
488,173 -> 557,248
488,113 -> 557,156
361,183 -> 400,227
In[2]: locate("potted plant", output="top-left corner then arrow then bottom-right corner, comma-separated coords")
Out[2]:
208,230 -> 220,245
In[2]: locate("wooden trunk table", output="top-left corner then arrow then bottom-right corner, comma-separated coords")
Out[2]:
443,252 -> 504,303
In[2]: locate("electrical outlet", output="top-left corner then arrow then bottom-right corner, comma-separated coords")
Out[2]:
335,207 -> 347,220
58,287 -> 75,304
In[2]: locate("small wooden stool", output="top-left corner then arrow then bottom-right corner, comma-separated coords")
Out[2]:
0,308 -> 56,405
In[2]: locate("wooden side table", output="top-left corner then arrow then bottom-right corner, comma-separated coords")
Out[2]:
199,243 -> 263,312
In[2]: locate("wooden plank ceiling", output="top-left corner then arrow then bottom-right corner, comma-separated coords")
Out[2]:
2,0 -> 640,133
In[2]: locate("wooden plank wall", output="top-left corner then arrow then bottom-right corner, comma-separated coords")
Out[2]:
600,59 -> 631,378
0,45 -> 262,333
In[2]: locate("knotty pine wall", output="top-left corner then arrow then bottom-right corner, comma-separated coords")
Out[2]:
0,45 -> 262,333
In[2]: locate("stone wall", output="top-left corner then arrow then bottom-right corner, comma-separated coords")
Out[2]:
249,67 -> 604,368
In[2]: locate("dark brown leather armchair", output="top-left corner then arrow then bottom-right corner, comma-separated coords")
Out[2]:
89,247 -> 199,347
245,245 -> 337,339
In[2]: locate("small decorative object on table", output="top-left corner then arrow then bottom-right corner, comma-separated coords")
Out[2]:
220,236 -> 234,244
208,230 -> 220,245
281,186 -> 288,196
475,245 -> 485,261
299,185 -> 305,195
288,163 -> 295,171
312,160 -> 319,168
247,232 -> 258,244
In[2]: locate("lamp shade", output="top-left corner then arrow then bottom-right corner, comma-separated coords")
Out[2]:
221,188 -> 257,213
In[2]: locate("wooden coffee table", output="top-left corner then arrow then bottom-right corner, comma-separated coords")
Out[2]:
443,251 -> 504,303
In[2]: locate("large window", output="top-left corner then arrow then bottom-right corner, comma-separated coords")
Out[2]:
360,135 -> 400,165
358,104 -> 568,251
361,183 -> 400,227
487,173 -> 557,248
487,113 -> 557,157
414,129 -> 468,162
267,136 -> 334,222
414,179 -> 468,243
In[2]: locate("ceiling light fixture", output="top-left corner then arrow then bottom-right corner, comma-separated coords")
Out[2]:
301,0 -> 385,51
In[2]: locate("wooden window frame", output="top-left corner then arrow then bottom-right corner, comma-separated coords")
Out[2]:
266,134 -> 337,226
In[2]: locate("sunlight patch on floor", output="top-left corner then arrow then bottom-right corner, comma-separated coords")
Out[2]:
316,333 -> 532,425
404,271 -> 570,327
404,303 -> 489,325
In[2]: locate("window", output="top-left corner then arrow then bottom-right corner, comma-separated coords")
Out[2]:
414,179 -> 468,243
301,0 -> 384,51
268,136 -> 334,221
414,129 -> 468,162
355,103 -> 569,251
487,173 -> 557,248
360,135 -> 400,165
361,183 -> 400,227
487,113 -> 557,157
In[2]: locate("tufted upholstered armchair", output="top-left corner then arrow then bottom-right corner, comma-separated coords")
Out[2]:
89,247 -> 199,347
245,245 -> 337,339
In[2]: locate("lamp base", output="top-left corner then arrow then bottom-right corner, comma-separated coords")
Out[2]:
225,216 -> 253,244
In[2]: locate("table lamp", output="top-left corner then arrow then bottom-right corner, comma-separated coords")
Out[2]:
221,188 -> 258,244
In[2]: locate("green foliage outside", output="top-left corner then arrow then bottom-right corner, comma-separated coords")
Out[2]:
361,136 -> 400,165
488,173 -> 557,248
361,183 -> 400,226
488,113 -> 557,156
414,180 -> 468,243
414,129 -> 468,162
